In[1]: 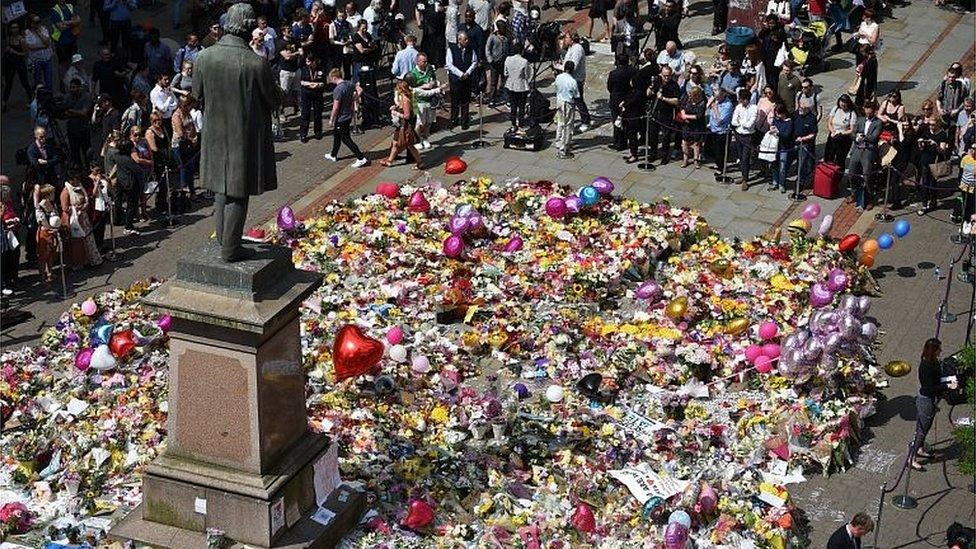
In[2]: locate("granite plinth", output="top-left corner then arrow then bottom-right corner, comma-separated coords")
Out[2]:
175,241 -> 294,298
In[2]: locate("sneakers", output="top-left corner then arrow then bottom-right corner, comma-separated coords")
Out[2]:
577,124 -> 590,132
422,141 -> 432,150
1,288 -> 12,297
323,153 -> 338,162
352,157 -> 369,168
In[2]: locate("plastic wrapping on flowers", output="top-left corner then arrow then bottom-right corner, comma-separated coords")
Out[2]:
0,177 -> 885,548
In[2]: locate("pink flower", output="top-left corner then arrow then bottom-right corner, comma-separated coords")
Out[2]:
0,501 -> 34,534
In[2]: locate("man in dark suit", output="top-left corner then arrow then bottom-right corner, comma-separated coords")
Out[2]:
827,513 -> 874,549
607,53 -> 636,151
845,99 -> 883,211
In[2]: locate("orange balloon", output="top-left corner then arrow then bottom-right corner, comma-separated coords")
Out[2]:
860,254 -> 876,267
862,239 -> 879,255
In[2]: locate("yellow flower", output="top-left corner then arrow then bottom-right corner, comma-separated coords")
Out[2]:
429,405 -> 450,424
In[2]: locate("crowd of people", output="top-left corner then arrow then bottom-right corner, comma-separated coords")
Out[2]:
1,0 -> 975,298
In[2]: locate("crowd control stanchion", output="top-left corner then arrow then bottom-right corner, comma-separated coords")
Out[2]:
164,168 -> 174,227
716,130 -> 734,184
105,198 -> 118,262
789,145 -> 807,201
875,167 -> 895,222
892,440 -> 919,510
936,243 -> 969,335
951,197 -> 972,244
471,92 -> 490,149
638,100 -> 658,172
56,232 -> 68,299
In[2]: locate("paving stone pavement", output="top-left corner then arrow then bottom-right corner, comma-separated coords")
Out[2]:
1,0 -> 974,545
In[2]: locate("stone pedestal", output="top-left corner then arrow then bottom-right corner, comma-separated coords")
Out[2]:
110,243 -> 364,548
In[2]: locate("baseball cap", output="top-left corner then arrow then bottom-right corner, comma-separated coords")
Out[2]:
71,53 -> 83,63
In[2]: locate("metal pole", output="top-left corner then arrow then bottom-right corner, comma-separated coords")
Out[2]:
892,456 -> 918,509
105,190 -> 118,262
638,98 -> 658,172
952,192 -> 973,244
789,144 -> 807,201
165,168 -> 173,226
874,167 -> 894,222
936,255 -> 959,334
471,92 -> 490,148
56,232 -> 68,299
720,130 -> 732,183
863,483 -> 886,549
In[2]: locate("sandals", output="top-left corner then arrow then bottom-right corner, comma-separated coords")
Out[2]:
379,159 -> 393,167
910,460 -> 925,471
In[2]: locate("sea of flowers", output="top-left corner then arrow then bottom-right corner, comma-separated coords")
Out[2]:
0,177 -> 884,547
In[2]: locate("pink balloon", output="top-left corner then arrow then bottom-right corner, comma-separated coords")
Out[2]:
755,355 -> 773,373
75,348 -> 93,371
810,282 -> 834,308
564,195 -> 582,214
504,236 -> 524,253
635,281 -> 662,301
157,314 -> 173,333
545,197 -> 567,219
698,483 -> 718,514
570,503 -> 596,533
745,344 -> 763,364
376,182 -> 399,198
81,299 -> 97,316
759,321 -> 779,341
818,214 -> 834,236
762,343 -> 781,359
801,203 -> 822,221
387,326 -> 404,345
443,235 -> 465,258
826,268 -> 849,293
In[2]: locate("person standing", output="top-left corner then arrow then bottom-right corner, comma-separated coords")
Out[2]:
553,60 -> 579,158
485,21 -> 510,106
380,79 -> 423,169
769,104 -> 794,192
171,95 -> 199,199
826,513 -> 874,549
776,61 -> 801,113
391,34 -> 420,80
34,184 -> 60,285
910,338 -> 959,470
845,99 -> 882,210
24,15 -> 55,91
417,0 -> 447,68
50,0 -> 82,78
408,53 -> 442,149
104,0 -> 137,54
707,87 -> 735,179
712,0 -> 728,35
915,117 -> 950,216
446,31 -> 478,129
60,173 -> 101,268
731,89 -> 757,189
298,56 -> 326,142
150,73 -> 179,132
65,53 -> 92,91
557,32 -> 590,132
173,33 -> 203,74
824,94 -> 857,166
64,78 -> 94,169
27,126 -> 62,187
937,65 -> 969,148
793,102 -> 818,193
854,44 -> 877,108
504,43 -> 529,128
2,21 -> 33,112
679,86 -> 706,167
469,0 -> 495,31
649,65 -> 681,165
325,68 -> 369,167
608,53 -> 636,151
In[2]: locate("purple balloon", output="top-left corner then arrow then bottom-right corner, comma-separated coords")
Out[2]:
592,177 -> 615,195
810,282 -> 834,308
826,268 -> 849,293
467,214 -> 485,232
448,216 -> 471,235
839,313 -> 860,340
664,522 -> 689,549
456,204 -> 476,218
857,295 -> 872,316
564,195 -> 582,214
545,197 -> 568,219
818,214 -> 834,236
504,235 -> 524,253
840,295 -> 858,314
635,280 -> 663,301
823,332 -> 844,353
819,353 -> 839,372
804,338 -> 824,360
277,205 -> 297,231
443,235 -> 465,258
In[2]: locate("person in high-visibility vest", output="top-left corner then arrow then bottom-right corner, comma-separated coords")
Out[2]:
50,0 -> 82,80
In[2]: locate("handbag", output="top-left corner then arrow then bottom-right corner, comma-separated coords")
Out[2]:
847,74 -> 862,95
774,43 -> 788,68
929,160 -> 954,179
758,131 -> 779,162
68,207 -> 85,238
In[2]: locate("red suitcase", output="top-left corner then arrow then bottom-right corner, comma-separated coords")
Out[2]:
814,161 -> 842,199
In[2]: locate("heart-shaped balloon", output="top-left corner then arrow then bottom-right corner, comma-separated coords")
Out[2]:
570,503 -> 596,533
407,190 -> 430,213
75,348 -> 94,371
277,206 -> 297,231
109,329 -> 137,359
333,325 -> 384,382
92,323 -> 114,346
402,499 -> 434,530
376,182 -> 399,198
90,344 -> 117,371
445,156 -> 467,175
838,233 -> 860,253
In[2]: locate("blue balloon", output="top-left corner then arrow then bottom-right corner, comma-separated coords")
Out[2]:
579,185 -> 600,206
92,324 -> 114,346
894,219 -> 910,238
877,233 -> 894,250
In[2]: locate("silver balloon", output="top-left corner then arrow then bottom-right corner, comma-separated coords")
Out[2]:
860,322 -> 878,342
803,338 -> 824,361
783,334 -> 799,352
857,296 -> 872,316
824,332 -> 844,353
819,353 -> 839,373
839,314 -> 860,340
840,295 -> 858,314
794,329 -> 810,345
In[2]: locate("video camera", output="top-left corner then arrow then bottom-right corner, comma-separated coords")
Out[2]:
376,11 -> 406,44
525,21 -> 561,62
35,88 -> 70,120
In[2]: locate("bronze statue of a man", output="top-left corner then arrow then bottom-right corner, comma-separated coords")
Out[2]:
193,3 -> 279,262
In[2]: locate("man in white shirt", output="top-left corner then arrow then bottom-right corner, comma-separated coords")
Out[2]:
556,32 -> 590,131
446,31 -> 479,129
468,0 -> 494,31
554,60 -> 579,158
730,89 -> 758,190
149,73 -> 178,131
656,41 -> 685,75
391,35 -> 419,79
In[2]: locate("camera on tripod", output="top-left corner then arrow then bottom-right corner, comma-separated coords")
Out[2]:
525,21 -> 561,62
35,88 -> 70,121
376,11 -> 405,44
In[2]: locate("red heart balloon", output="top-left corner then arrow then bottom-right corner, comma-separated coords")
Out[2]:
332,325 -> 384,382
109,329 -> 137,359
376,182 -> 399,199
402,499 -> 434,530
445,156 -> 467,175
570,503 -> 596,533
407,190 -> 430,213
838,233 -> 860,253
